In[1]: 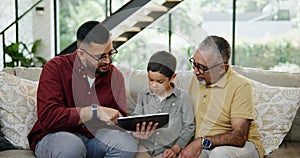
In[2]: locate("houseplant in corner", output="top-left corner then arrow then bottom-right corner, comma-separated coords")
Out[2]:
4,39 -> 47,67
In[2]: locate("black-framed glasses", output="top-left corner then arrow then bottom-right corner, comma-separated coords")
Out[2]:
189,58 -> 225,74
80,48 -> 118,62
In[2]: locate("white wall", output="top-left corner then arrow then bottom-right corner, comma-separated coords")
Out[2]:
32,0 -> 55,61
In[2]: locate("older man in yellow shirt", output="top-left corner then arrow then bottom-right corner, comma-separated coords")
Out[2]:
179,35 -> 264,158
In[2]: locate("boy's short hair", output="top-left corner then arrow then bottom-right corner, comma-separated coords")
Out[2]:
147,51 -> 177,79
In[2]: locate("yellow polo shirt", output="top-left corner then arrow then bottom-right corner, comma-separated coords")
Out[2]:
190,66 -> 264,158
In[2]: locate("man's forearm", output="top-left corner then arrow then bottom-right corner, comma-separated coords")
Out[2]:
206,130 -> 247,148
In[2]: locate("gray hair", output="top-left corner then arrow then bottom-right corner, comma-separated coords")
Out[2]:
198,35 -> 231,63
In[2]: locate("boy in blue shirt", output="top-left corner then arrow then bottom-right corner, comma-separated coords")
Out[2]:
132,51 -> 195,158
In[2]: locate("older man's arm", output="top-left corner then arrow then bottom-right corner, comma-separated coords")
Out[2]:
179,118 -> 251,158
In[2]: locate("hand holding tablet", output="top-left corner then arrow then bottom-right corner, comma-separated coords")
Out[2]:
117,113 -> 169,131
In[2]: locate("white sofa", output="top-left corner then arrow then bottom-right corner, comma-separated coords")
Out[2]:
0,66 -> 299,158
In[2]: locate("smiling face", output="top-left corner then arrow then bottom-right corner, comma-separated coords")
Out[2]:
77,39 -> 113,74
148,70 -> 176,97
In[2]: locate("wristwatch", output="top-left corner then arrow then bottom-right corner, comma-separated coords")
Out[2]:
91,104 -> 98,120
202,138 -> 212,149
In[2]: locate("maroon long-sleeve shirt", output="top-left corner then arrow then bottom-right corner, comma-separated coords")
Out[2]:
27,52 -> 127,151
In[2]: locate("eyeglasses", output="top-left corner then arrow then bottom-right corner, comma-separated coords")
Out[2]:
80,48 -> 118,62
189,58 -> 225,74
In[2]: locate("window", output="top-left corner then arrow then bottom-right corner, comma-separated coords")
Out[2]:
235,0 -> 300,72
116,0 -> 300,72
59,0 -> 130,52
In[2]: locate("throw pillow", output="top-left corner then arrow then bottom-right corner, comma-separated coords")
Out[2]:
0,72 -> 38,149
249,79 -> 300,155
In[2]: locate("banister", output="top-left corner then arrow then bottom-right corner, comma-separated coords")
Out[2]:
1,0 -> 44,68
0,0 -> 44,35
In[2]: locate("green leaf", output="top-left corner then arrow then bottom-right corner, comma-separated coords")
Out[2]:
36,56 -> 47,64
4,39 -> 47,67
21,58 -> 33,67
13,53 -> 24,60
31,39 -> 42,54
4,42 -> 21,56
20,42 -> 30,54
5,61 -> 15,67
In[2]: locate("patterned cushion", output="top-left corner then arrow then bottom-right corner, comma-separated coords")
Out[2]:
0,72 -> 38,149
249,79 -> 300,155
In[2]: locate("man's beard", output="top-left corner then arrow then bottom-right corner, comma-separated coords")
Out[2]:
86,60 -> 110,75
198,79 -> 207,85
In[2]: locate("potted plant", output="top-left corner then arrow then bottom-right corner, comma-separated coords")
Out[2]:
4,39 -> 47,67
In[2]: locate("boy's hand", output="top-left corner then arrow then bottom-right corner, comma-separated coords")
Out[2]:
163,148 -> 176,158
131,121 -> 158,139
163,144 -> 181,158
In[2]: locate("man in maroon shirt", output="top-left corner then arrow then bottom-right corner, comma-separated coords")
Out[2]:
28,21 -> 137,158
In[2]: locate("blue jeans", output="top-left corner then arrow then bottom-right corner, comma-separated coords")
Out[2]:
35,129 -> 137,158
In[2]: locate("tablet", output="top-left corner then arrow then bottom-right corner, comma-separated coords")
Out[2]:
117,113 -> 169,131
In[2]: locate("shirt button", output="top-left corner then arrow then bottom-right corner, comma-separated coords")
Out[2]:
204,95 -> 206,98
158,109 -> 162,112
88,91 -> 91,94
156,132 -> 160,135
172,103 -> 175,106
81,125 -> 85,128
154,143 -> 158,146
79,69 -> 81,72
83,75 -> 86,78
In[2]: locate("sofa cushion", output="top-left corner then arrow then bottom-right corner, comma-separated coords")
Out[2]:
0,149 -> 35,158
3,67 -> 42,82
232,66 -> 300,87
0,72 -> 38,149
284,108 -> 300,142
265,142 -> 300,158
118,66 -> 148,115
249,79 -> 300,155
233,66 -> 300,143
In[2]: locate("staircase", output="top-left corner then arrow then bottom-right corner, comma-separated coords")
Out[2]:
60,0 -> 183,55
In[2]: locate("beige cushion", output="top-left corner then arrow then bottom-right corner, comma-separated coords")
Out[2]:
2,67 -> 15,76
0,149 -> 35,158
119,66 -> 148,115
265,142 -> 300,158
232,66 -> 300,87
3,67 -> 42,82
13,67 -> 42,82
249,79 -> 300,155
233,66 -> 300,142
0,72 -> 38,149
284,109 -> 300,141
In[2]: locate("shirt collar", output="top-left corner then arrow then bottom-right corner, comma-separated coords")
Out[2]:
145,82 -> 179,98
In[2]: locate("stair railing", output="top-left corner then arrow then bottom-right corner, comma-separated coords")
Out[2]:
1,0 -> 44,68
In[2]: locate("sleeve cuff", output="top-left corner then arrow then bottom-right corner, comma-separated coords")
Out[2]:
68,107 -> 81,126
